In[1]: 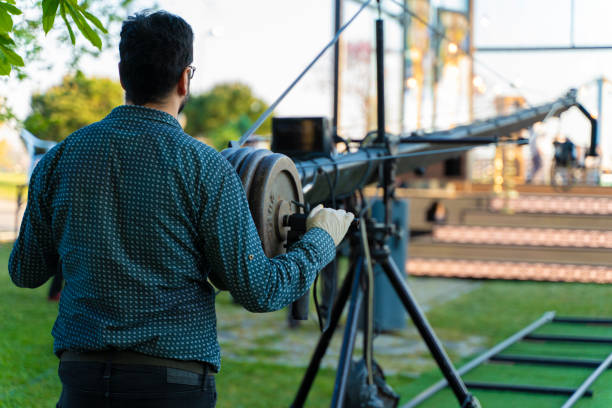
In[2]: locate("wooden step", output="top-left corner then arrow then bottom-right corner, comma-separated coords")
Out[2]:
489,195 -> 612,215
406,257 -> 612,283
459,210 -> 612,230
409,238 -> 612,266
432,225 -> 612,248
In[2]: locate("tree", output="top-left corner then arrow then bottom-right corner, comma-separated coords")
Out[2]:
0,0 -> 134,77
183,82 -> 271,151
24,71 -> 123,141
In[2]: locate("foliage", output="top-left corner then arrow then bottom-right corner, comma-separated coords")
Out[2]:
182,82 -> 271,151
0,0 -> 136,78
24,71 -> 122,141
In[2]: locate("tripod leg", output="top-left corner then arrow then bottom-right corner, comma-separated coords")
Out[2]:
380,256 -> 476,407
291,258 -> 358,408
331,261 -> 364,408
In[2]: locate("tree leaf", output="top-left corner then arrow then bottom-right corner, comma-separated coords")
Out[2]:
0,32 -> 14,45
0,9 -> 13,32
80,8 -> 107,34
0,61 -> 11,75
59,3 -> 75,45
65,2 -> 101,49
0,2 -> 21,15
0,46 -> 12,75
0,43 -> 23,66
42,0 -> 60,33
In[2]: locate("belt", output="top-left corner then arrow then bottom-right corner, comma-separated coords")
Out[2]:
60,351 -> 215,376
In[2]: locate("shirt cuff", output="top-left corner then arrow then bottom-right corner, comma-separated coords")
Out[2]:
301,227 -> 336,265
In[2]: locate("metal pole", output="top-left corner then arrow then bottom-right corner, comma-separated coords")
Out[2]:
575,103 -> 599,157
400,0 -> 409,132
476,45 -> 612,52
596,77 -> 603,154
402,311 -> 556,408
376,17 -> 386,144
331,261 -> 364,408
333,0 -> 344,137
570,0 -> 575,47
468,0 -> 474,122
561,351 -> 612,408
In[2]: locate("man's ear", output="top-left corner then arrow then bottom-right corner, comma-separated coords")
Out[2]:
177,68 -> 189,97
118,63 -> 126,91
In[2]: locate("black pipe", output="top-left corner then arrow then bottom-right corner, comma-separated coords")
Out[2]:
490,355 -> 607,369
464,382 -> 593,397
554,317 -> 612,325
376,18 -> 385,144
333,0 -> 342,136
400,137 -> 503,144
525,334 -> 612,344
331,261 -> 364,407
575,103 -> 598,156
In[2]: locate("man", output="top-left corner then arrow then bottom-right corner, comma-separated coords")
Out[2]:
9,11 -> 353,408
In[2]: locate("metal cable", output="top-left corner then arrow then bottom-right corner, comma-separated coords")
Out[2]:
238,0 -> 373,146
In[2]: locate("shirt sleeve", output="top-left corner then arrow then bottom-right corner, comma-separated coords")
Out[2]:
9,158 -> 59,288
198,154 -> 336,313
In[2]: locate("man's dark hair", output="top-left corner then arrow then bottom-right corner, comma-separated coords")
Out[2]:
119,11 -> 193,105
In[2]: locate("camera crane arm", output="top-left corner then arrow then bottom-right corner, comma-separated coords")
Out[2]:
292,89 -> 595,205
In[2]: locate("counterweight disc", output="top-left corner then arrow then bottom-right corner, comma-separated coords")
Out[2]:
213,147 -> 303,287
250,153 -> 304,258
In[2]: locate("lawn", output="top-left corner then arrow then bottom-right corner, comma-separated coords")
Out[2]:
0,173 -> 27,201
2,240 -> 612,407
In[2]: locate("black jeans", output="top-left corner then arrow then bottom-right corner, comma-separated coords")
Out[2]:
57,361 -> 216,408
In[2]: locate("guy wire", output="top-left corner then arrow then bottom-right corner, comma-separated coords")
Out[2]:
238,0 -> 373,146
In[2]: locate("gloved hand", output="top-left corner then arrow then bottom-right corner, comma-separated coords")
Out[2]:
306,204 -> 355,246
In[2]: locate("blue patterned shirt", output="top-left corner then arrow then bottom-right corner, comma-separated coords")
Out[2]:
9,105 -> 336,371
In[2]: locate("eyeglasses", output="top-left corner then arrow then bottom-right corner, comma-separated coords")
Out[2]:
187,65 -> 196,80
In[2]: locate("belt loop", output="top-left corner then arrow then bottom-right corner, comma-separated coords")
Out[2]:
103,359 -> 112,399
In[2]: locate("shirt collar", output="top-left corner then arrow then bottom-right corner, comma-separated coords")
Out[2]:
107,105 -> 183,130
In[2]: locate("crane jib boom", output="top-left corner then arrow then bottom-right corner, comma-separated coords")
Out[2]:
293,89 -> 596,204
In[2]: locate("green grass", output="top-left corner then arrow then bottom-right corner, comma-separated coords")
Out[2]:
0,172 -> 27,201
3,239 -> 612,407
393,280 -> 612,407
424,280 -> 612,348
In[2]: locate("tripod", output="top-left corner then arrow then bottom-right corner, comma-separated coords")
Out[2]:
290,8 -> 478,407
290,208 -> 480,407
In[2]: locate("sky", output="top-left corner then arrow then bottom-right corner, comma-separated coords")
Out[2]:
2,0 -> 612,166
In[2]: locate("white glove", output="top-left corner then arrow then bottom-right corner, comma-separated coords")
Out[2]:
306,204 -> 355,246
